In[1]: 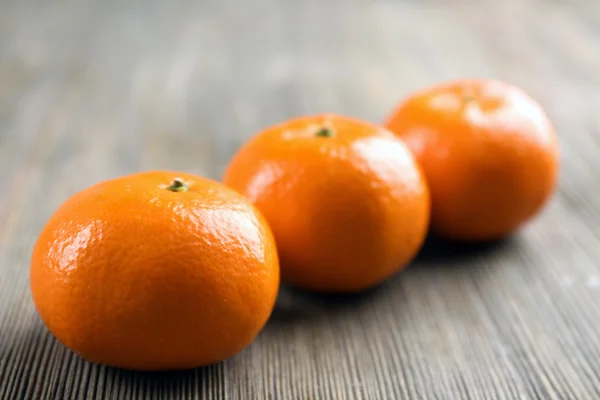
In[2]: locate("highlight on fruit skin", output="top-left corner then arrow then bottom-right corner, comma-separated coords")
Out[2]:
29,170 -> 280,371
223,113 -> 431,294
384,79 -> 559,242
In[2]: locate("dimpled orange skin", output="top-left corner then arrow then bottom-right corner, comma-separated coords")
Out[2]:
223,114 -> 430,293
30,171 -> 279,371
384,79 -> 559,242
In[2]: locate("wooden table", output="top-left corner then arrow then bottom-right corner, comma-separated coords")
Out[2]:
2,0 -> 600,398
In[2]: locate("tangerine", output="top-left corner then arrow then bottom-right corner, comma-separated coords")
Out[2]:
223,114 -> 430,293
30,171 -> 280,371
385,79 -> 559,241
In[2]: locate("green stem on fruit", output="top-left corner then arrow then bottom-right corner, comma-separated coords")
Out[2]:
166,178 -> 188,192
315,127 -> 335,138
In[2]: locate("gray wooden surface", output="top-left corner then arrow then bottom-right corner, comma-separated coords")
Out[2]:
2,0 -> 600,398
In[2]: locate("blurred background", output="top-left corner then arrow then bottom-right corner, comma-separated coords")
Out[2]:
2,0 -> 600,398
3,0 -> 598,184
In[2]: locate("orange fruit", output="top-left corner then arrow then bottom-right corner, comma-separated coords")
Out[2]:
223,114 -> 430,293
30,171 -> 279,371
384,79 -> 559,242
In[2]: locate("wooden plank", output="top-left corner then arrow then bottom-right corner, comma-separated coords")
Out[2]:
1,0 -> 600,398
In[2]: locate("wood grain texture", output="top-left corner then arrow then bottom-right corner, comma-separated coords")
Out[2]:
2,0 -> 600,398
